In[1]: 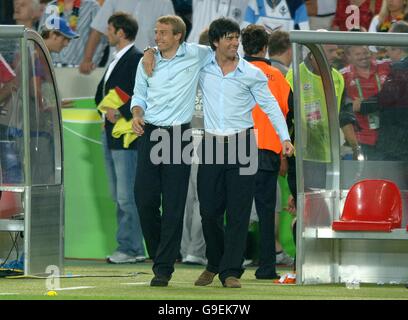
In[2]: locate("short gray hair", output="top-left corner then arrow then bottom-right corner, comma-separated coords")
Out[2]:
390,21 -> 408,53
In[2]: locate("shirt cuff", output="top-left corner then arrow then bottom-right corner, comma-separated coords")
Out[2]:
130,97 -> 147,112
278,131 -> 291,144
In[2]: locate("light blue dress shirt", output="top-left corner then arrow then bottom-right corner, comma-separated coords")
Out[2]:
199,53 -> 290,142
131,42 -> 212,126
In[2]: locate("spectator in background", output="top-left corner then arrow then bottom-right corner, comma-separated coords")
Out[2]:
39,1 -> 54,15
180,28 -> 208,267
0,54 -> 16,110
243,0 -> 310,32
305,0 -> 337,30
274,78 -> 297,285
0,1 -> 15,24
40,16 -> 79,53
333,0 -> 382,31
241,24 -> 291,279
267,29 -> 295,267
95,13 -> 146,264
340,45 -> 390,160
1,16 -> 77,115
187,0 -> 249,43
13,0 -> 43,29
79,0 -> 175,74
286,43 -> 348,183
172,0 -> 193,39
369,0 -> 407,32
0,51 -> 21,186
360,21 -> 408,160
39,0 -> 106,66
268,30 -> 292,75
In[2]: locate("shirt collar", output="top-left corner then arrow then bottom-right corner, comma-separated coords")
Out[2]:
175,42 -> 187,57
157,42 -> 187,62
236,55 -> 245,73
270,58 -> 285,66
210,52 -> 245,73
113,43 -> 134,62
244,55 -> 271,65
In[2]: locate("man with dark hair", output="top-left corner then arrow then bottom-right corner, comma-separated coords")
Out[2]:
268,30 -> 292,75
241,24 -> 291,280
95,12 -> 146,264
107,12 -> 139,41
194,17 -> 293,289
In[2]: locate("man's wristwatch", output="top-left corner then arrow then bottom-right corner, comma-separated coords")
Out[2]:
143,46 -> 157,53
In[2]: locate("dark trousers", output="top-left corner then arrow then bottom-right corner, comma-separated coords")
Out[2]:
197,129 -> 256,283
361,143 -> 379,161
135,123 -> 191,278
254,150 -> 280,277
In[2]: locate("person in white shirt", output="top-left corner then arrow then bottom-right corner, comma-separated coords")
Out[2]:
305,0 -> 337,30
243,0 -> 310,32
187,0 -> 249,43
38,0 -> 105,66
79,0 -> 175,74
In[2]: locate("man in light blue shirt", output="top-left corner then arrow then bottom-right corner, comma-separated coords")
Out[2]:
132,16 -> 293,289
130,15 -> 212,287
193,17 -> 294,289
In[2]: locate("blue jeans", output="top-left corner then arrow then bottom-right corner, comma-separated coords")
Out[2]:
102,132 -> 145,256
0,140 -> 23,184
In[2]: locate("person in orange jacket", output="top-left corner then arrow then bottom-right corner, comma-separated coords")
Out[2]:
241,24 -> 292,279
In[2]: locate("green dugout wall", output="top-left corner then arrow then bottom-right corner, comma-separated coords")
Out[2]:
56,69 -> 117,259
62,103 -> 116,259
277,176 -> 296,257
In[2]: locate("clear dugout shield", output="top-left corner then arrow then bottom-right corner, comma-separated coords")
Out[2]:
290,30 -> 408,285
0,26 -> 63,275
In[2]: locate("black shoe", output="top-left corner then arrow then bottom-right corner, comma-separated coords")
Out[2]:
255,273 -> 280,280
150,275 -> 170,287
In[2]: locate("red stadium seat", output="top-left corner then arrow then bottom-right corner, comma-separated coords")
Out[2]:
0,191 -> 23,219
332,179 -> 402,232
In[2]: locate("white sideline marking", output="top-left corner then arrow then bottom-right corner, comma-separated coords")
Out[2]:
63,126 -> 102,145
0,293 -> 19,295
121,282 -> 149,286
54,286 -> 96,291
121,281 -> 200,286
121,281 -> 296,287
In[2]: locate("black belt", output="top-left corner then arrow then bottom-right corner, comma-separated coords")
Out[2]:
205,127 -> 253,144
144,122 -> 191,131
316,12 -> 335,17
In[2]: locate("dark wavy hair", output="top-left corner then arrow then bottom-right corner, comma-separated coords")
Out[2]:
241,24 -> 268,55
108,12 -> 138,41
208,17 -> 240,50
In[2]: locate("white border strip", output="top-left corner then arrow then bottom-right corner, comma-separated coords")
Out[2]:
63,126 -> 102,145
55,286 -> 96,291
